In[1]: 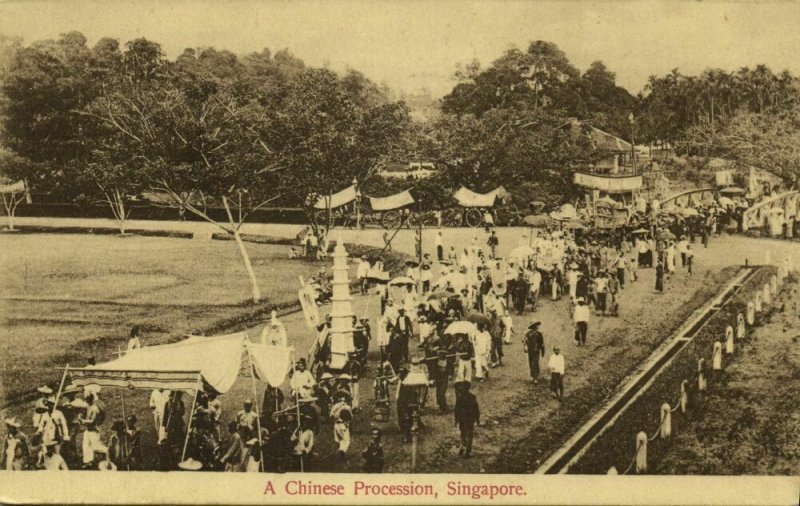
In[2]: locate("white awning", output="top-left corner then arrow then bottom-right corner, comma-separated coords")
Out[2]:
70,332 -> 248,394
369,190 -> 414,211
453,186 -> 506,207
313,185 -> 357,210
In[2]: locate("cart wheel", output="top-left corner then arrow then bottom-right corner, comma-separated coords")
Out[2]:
314,210 -> 328,226
465,208 -> 483,228
382,210 -> 401,229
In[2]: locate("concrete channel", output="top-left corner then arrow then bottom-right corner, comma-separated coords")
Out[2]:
535,265 -> 760,474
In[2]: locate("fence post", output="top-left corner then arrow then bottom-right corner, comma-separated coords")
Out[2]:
746,303 -> 755,325
736,313 -> 746,340
679,380 -> 689,413
697,359 -> 707,391
660,404 -> 672,439
635,432 -> 647,474
725,325 -> 734,354
763,284 -> 771,305
770,275 -> 778,295
754,292 -> 762,312
712,341 -> 723,373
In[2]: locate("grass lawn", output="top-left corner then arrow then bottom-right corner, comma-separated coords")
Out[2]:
0,233 -> 330,405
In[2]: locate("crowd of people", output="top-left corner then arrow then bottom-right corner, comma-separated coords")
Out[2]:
3,198 -> 723,474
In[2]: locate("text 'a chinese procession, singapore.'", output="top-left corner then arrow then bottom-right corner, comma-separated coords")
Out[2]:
0,0 -> 799,491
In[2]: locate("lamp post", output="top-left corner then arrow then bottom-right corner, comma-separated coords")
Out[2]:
628,113 -> 638,175
353,177 -> 362,230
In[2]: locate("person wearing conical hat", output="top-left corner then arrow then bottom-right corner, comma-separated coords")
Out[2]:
2,417 -> 29,470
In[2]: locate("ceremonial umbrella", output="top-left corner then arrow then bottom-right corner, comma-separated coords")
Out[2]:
464,312 -> 491,327
443,321 -> 477,335
658,230 -> 677,241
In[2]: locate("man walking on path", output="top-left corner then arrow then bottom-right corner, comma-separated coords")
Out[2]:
523,322 -> 545,383
453,381 -> 480,458
435,231 -> 444,261
548,346 -> 565,401
573,298 -> 589,346
487,230 -> 499,259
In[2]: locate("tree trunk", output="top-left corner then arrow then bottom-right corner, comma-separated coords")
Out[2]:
223,197 -> 261,303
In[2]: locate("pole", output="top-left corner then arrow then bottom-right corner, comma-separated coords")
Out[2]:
180,375 -> 202,463
247,348 -> 266,471
291,350 -> 304,473
51,364 -> 70,416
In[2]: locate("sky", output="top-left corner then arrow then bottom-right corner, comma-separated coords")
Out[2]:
1,0 -> 799,98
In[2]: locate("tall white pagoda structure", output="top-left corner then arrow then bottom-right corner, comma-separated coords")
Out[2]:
328,234 -> 355,369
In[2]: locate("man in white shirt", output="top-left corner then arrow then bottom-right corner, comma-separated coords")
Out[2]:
149,389 -> 169,434
548,346 -> 565,401
357,256 -> 371,294
290,359 -> 316,399
573,298 -> 590,346
529,269 -> 542,310
473,323 -> 492,381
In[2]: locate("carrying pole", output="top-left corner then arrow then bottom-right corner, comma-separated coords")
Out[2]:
291,350 -> 304,472
247,348 -> 266,471
180,375 -> 202,463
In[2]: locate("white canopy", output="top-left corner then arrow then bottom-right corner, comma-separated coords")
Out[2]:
369,190 -> 414,211
453,186 -> 507,208
71,331 -> 294,393
313,185 -> 357,210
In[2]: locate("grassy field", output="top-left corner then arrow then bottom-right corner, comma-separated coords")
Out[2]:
0,233 -> 329,404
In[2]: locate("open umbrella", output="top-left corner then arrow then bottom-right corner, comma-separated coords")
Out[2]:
444,321 -> 477,335
433,272 -> 468,291
719,186 -> 745,195
658,230 -> 677,241
388,276 -> 416,286
464,312 -> 491,327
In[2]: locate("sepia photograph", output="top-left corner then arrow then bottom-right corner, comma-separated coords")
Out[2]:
0,1 -> 799,504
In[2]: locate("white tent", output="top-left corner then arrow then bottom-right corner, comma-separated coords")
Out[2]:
67,332 -> 295,467
369,190 -> 415,211
453,186 -> 507,208
313,185 -> 357,210
70,332 -> 293,393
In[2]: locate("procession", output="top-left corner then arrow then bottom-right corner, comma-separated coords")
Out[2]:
3,191 -> 730,473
